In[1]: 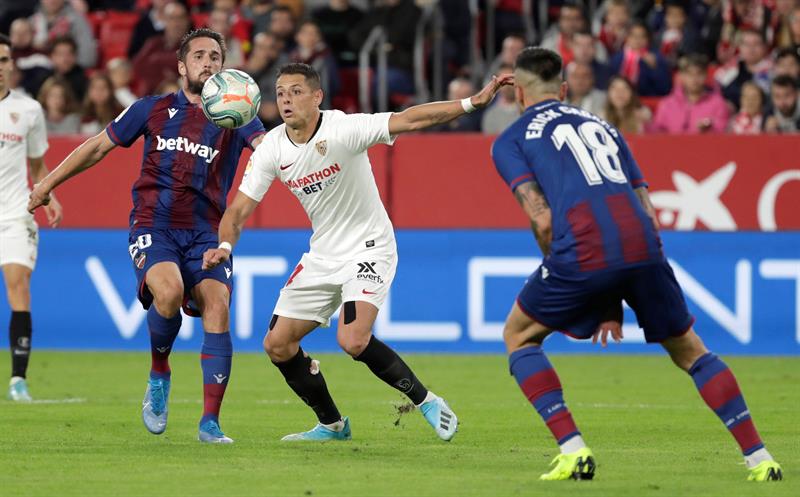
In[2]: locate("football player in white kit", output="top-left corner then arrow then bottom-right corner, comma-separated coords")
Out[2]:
203,63 -> 512,441
0,34 -> 63,401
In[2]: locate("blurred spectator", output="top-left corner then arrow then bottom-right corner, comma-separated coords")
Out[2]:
269,5 -> 298,54
212,0 -> 254,53
651,54 -> 730,133
690,0 -> 725,62
717,0 -> 769,63
132,1 -> 191,95
774,47 -> 800,79
769,0 -> 798,48
598,0 -> 631,56
291,20 -> 340,108
542,2 -> 608,66
430,77 -> 481,132
610,21 -> 672,96
715,29 -> 772,106
155,80 -> 181,95
245,31 -> 288,129
208,9 -> 246,68
765,74 -> 800,131
80,72 -> 124,135
566,61 -> 607,115
485,34 -> 525,85
351,0 -> 421,97
785,6 -> 800,51
655,0 -> 701,68
45,35 -> 89,101
730,80 -> 765,133
107,57 -> 136,107
244,0 -> 273,37
601,75 -> 652,134
481,65 -> 518,135
312,0 -> 364,67
571,31 -> 613,89
10,18 -> 53,98
29,0 -> 97,68
128,0 -> 169,60
37,76 -> 81,135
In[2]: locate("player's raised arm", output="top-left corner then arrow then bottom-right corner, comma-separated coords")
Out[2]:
202,191 -> 260,270
27,131 -> 116,212
387,74 -> 514,134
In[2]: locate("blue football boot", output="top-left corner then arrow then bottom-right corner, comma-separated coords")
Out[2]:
198,419 -> 234,444
281,416 -> 352,441
420,393 -> 458,441
142,377 -> 170,435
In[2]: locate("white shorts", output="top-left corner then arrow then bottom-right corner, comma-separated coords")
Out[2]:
0,217 -> 38,270
274,251 -> 397,327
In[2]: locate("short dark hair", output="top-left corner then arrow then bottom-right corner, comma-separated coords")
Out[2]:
0,33 -> 10,49
277,63 -> 321,89
776,47 -> 800,64
49,35 -> 78,55
177,28 -> 227,64
629,20 -> 652,42
772,74 -> 798,90
514,47 -> 563,82
678,53 -> 709,72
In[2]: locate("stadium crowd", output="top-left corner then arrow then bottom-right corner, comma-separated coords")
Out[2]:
2,0 -> 800,136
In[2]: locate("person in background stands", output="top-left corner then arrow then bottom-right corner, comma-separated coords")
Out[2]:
601,75 -> 652,134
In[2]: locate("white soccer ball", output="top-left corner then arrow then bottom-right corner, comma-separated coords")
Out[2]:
201,69 -> 261,129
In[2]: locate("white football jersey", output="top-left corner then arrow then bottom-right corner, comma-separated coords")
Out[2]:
241,110 -> 397,260
0,90 -> 49,223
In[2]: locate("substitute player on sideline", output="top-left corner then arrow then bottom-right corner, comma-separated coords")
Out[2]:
492,47 -> 783,481
0,34 -> 63,402
203,63 -> 512,441
28,29 -> 265,443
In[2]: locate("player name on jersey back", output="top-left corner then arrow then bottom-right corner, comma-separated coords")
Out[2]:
525,102 -> 620,141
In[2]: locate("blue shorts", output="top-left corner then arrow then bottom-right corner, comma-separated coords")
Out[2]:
517,260 -> 694,343
128,228 -> 233,317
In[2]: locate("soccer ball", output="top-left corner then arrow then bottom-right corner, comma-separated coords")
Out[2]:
201,69 -> 261,129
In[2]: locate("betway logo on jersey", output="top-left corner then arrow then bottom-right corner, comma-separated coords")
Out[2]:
285,163 -> 342,195
155,135 -> 220,163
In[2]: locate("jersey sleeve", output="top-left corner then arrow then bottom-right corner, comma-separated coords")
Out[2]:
337,112 -> 397,152
106,98 -> 152,148
491,133 -> 535,192
238,138 -> 277,202
617,136 -> 648,189
26,103 -> 49,158
238,117 -> 267,150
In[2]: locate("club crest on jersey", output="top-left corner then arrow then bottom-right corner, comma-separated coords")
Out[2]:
315,140 -> 327,156
9,112 -> 19,124
155,135 -> 220,163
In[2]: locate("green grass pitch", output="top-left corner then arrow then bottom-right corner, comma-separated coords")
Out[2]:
1,352 -> 797,497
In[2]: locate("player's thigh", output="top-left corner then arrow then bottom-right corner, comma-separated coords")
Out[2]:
191,278 -> 231,332
144,262 -> 185,306
622,261 -> 695,344
336,300 -> 379,355
129,229 -> 183,311
273,254 -> 345,328
504,301 -> 553,352
1,263 -> 33,311
180,230 -> 234,315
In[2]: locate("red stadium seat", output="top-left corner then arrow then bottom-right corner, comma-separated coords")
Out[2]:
192,12 -> 210,29
332,67 -> 368,113
98,11 -> 140,66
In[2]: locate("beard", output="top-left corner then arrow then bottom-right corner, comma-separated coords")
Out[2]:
186,72 -> 212,95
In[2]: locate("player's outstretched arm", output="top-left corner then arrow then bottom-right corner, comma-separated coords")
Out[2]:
27,131 -> 116,213
28,156 -> 63,227
387,74 -> 514,134
514,181 -> 553,256
202,191 -> 260,270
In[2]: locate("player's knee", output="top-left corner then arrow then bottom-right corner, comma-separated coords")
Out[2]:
6,277 -> 30,301
337,331 -> 371,357
263,333 -> 292,362
151,283 -> 183,317
201,294 -> 229,322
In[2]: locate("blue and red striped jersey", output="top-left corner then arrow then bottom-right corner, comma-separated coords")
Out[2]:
106,90 -> 265,231
492,99 -> 662,273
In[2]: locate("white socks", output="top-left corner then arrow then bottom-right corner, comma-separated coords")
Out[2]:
560,434 -> 587,454
322,419 -> 345,432
744,448 -> 773,469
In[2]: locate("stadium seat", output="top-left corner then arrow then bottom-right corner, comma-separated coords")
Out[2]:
192,12 -> 211,29
332,67 -> 367,113
98,11 -> 140,66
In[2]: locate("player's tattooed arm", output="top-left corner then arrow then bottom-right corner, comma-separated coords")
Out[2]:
203,191 -> 260,270
387,74 -> 514,134
634,186 -> 659,230
514,181 -> 552,256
